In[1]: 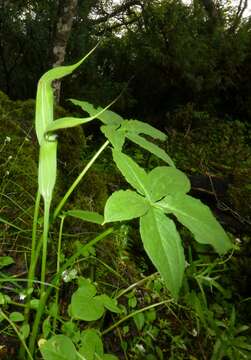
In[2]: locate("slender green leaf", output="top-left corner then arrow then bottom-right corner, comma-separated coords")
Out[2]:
121,119 -> 166,140
38,141 -> 57,202
157,194 -> 232,254
65,210 -> 104,224
148,166 -> 191,201
112,150 -> 149,196
45,117 -> 93,134
36,47 -> 97,145
140,207 -> 185,298
127,133 -> 175,167
42,45 -> 98,83
0,216 -> 23,231
69,99 -> 123,125
101,125 -> 125,150
40,335 -> 78,360
104,190 -> 149,223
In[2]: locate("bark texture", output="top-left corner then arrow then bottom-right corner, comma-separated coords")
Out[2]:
52,0 -> 78,103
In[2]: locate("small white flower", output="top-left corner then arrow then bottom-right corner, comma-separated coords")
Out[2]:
5,171 -> 9,176
62,269 -> 78,283
235,238 -> 241,244
8,156 -> 12,160
135,344 -> 145,353
5,136 -> 11,143
192,328 -> 198,337
19,293 -> 26,301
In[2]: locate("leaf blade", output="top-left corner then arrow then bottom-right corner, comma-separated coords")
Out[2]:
127,133 -> 175,167
65,210 -> 104,224
140,207 -> 185,298
121,119 -> 166,140
148,166 -> 191,201
104,190 -> 149,223
69,99 -> 123,125
112,149 -> 149,196
157,194 -> 232,254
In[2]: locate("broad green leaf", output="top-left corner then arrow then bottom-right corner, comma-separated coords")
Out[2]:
38,140 -> 57,202
140,208 -> 185,298
101,125 -> 125,150
77,278 -> 97,297
148,166 -> 191,201
121,119 -> 166,140
98,294 -> 121,313
112,150 -> 149,196
79,329 -> 104,360
69,99 -> 123,125
127,133 -> 175,167
157,194 -> 232,254
45,117 -> 93,133
103,355 -> 119,360
65,210 -> 104,224
9,312 -> 24,322
104,190 -> 149,223
0,256 -> 14,269
70,286 -> 104,321
39,335 -> 78,360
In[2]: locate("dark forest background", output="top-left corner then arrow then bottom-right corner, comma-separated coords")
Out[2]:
1,0 -> 251,125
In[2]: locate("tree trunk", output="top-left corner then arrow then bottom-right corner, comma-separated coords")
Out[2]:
52,0 -> 78,103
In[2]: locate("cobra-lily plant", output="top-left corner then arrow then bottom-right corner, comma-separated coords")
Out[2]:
3,48 -> 232,359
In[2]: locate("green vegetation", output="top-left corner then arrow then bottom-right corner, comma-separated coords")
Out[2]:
1,0 -> 251,359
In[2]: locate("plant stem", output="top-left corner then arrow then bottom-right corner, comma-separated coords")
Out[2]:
41,200 -> 51,294
20,191 -> 41,360
25,192 -> 41,303
53,140 -> 109,220
28,227 -> 113,356
115,272 -> 159,299
102,299 -> 172,336
0,310 -> 34,360
53,215 -> 65,333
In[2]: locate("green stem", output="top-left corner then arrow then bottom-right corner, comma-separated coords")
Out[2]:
53,215 -> 65,333
102,299 -> 172,336
20,191 -> 41,360
0,309 -> 34,360
25,192 -> 41,303
53,140 -> 109,220
28,227 -> 113,357
115,272 -> 158,299
41,200 -> 51,294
